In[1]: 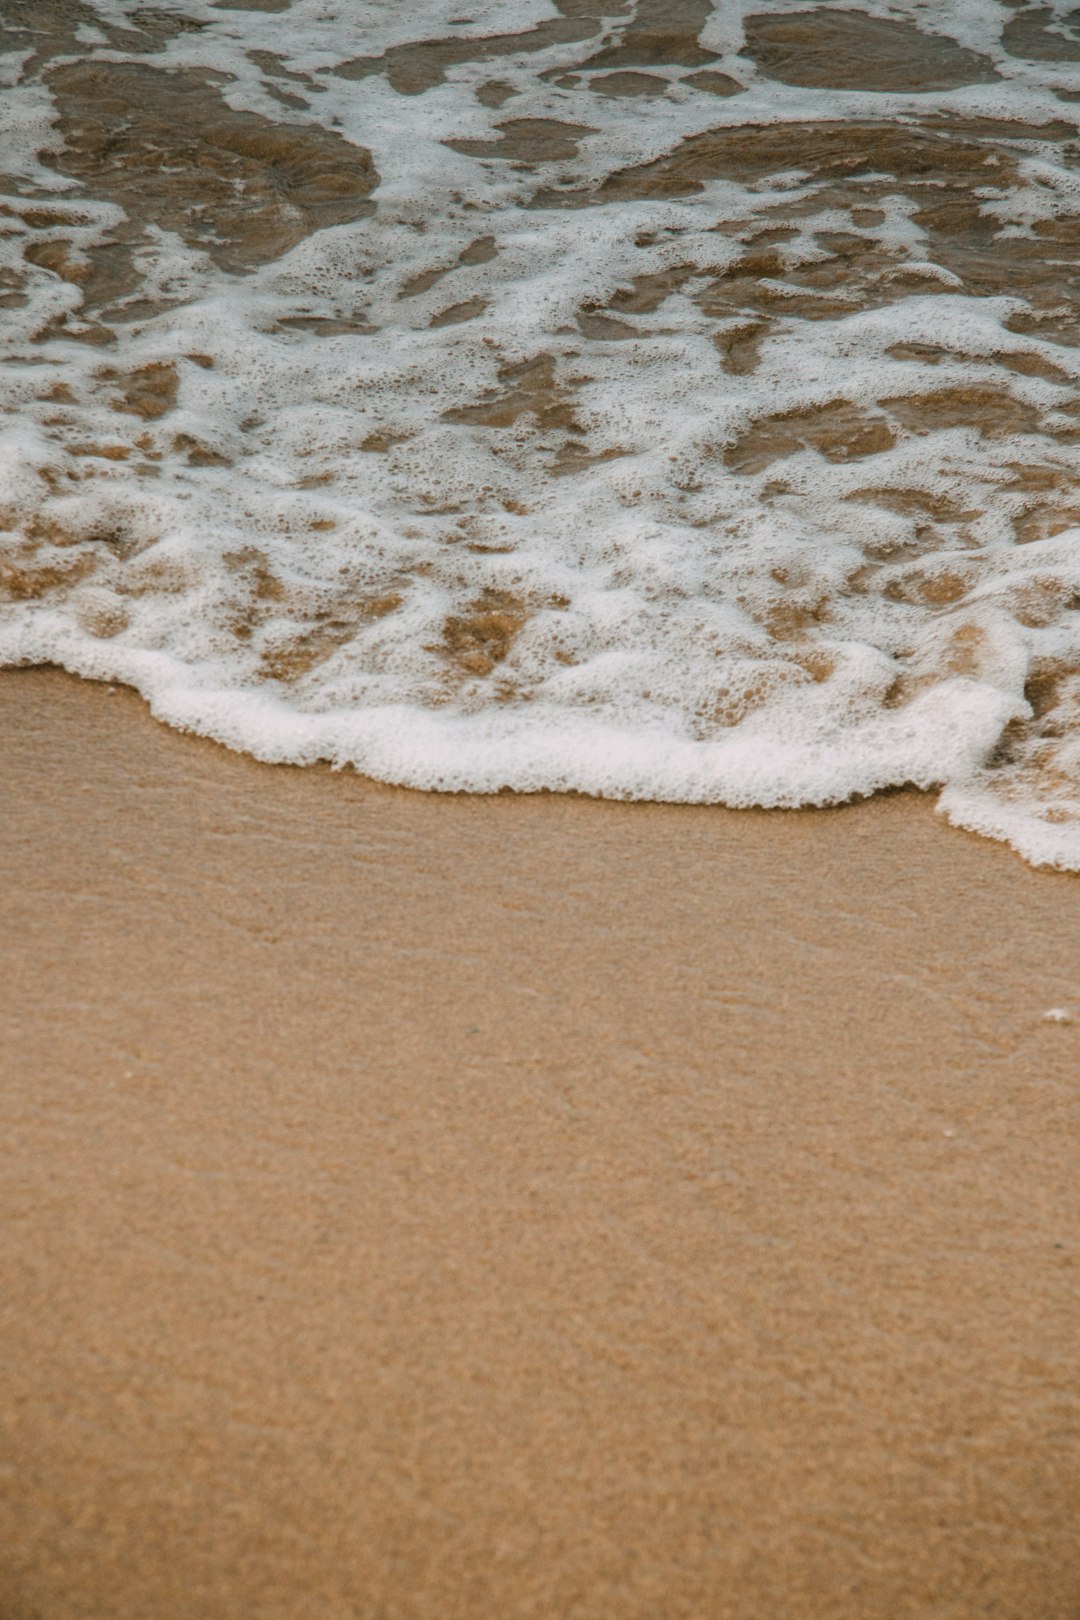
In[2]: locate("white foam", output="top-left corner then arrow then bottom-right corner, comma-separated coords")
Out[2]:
4,1 -> 1080,867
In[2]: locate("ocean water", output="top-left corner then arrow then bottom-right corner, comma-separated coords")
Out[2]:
4,0 -> 1080,866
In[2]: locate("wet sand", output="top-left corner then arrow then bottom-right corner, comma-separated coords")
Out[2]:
2,665 -> 1079,1620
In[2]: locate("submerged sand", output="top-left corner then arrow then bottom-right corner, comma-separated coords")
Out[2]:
1,666 -> 1079,1620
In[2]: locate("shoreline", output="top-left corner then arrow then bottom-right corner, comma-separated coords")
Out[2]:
2,665 -> 1079,1620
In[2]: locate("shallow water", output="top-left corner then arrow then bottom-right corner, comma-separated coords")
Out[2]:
4,1 -> 1080,865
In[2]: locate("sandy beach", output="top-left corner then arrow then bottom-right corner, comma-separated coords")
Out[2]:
1,665 -> 1078,1619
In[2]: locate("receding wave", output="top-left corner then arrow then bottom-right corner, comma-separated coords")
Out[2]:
4,0 -> 1080,865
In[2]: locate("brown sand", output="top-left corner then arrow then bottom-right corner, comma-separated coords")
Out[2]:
2,666 -> 1079,1620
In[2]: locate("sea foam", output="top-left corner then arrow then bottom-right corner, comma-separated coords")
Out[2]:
4,1 -> 1080,866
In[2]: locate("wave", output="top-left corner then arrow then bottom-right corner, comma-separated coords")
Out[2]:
4,1 -> 1080,866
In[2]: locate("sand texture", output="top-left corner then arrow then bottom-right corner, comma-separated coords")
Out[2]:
2,667 -> 1079,1620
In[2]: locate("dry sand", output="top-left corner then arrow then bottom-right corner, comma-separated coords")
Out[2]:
2,665 -> 1079,1620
